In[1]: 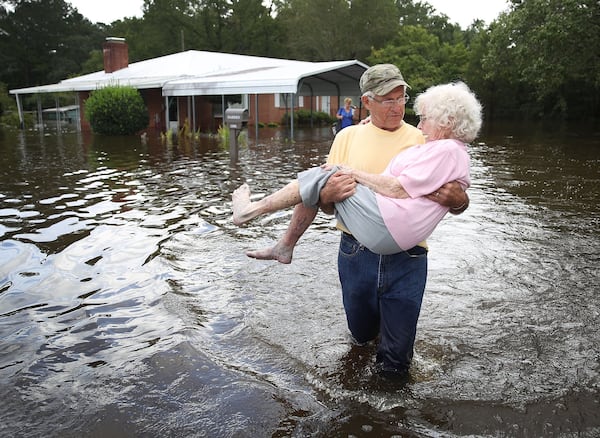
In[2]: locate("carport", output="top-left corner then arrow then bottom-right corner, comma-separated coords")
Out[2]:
10,48 -> 368,138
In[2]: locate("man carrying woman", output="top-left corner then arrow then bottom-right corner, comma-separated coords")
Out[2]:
234,65 -> 478,378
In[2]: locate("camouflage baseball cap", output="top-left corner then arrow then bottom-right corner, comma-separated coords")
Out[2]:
359,64 -> 411,95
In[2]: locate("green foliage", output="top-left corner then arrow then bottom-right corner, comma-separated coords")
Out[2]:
113,1 -> 197,61
271,0 -> 397,62
85,85 -> 149,135
347,0 -> 399,61
2,0 -> 598,123
112,0 -> 285,63
482,0 -> 600,119
397,0 -> 463,44
217,124 -> 230,145
0,0 -> 105,92
1,111 -> 33,129
0,83 -> 33,127
368,25 -> 469,97
80,50 -> 106,75
222,0 -> 285,56
0,83 -> 9,117
281,109 -> 335,126
275,0 -> 351,61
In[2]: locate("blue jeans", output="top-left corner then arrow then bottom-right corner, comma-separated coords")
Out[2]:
338,232 -> 428,374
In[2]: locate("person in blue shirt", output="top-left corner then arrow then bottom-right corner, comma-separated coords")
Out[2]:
336,97 -> 356,132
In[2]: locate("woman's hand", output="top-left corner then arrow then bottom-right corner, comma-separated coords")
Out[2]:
320,164 -> 353,174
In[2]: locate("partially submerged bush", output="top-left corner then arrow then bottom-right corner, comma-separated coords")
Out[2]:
1,111 -> 34,129
0,82 -> 13,119
85,85 -> 148,135
281,109 -> 335,126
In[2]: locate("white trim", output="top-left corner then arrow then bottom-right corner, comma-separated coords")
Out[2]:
10,51 -> 368,98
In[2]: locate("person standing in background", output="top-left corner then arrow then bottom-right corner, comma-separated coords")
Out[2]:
335,97 -> 356,133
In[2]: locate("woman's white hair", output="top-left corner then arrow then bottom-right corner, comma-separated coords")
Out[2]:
414,82 -> 482,143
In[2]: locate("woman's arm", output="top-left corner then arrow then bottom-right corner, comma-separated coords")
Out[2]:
346,168 -> 409,199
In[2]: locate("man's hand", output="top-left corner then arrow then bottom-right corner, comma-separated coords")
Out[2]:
319,171 -> 356,214
426,181 -> 469,214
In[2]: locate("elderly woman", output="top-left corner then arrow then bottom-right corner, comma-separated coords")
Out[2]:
232,81 -> 482,256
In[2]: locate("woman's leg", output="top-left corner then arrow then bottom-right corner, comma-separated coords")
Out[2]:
232,181 -> 302,226
234,167 -> 334,264
246,203 -> 318,264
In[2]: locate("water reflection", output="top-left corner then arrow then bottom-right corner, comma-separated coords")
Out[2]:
0,123 -> 599,437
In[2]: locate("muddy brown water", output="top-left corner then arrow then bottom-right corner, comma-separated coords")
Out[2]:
0,122 -> 599,437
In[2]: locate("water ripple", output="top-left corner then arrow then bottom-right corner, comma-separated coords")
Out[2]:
1,127 -> 599,437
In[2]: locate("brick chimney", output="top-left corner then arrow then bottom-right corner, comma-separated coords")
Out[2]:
103,37 -> 129,73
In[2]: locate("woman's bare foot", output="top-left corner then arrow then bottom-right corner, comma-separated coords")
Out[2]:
246,241 -> 294,264
232,183 -> 254,225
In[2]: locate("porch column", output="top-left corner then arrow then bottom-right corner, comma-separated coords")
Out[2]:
14,94 -> 24,129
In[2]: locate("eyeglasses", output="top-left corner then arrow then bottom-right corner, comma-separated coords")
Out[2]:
417,115 -> 429,122
368,94 -> 410,107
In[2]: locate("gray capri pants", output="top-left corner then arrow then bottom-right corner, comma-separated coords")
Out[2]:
297,166 -> 402,255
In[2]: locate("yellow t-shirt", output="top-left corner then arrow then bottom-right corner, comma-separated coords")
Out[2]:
326,121 -> 426,238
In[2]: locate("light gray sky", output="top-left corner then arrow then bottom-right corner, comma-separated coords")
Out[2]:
426,0 -> 509,28
68,0 -> 509,29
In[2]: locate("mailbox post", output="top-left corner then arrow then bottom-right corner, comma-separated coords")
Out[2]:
224,107 -> 248,162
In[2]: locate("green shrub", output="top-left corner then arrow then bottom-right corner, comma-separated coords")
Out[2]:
0,111 -> 34,129
85,85 -> 148,135
0,83 -> 14,118
281,109 -> 335,126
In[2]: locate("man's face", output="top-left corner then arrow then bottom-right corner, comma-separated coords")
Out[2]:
361,86 -> 406,132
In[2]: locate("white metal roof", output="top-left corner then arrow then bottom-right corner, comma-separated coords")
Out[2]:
10,50 -> 368,97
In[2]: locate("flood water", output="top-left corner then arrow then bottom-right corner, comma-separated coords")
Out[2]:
0,121 -> 599,437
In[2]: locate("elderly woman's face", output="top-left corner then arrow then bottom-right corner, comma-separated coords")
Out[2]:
417,112 -> 433,137
362,86 -> 406,132
417,109 -> 446,140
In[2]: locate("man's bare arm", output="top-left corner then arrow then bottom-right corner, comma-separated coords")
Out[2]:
426,181 -> 469,214
319,172 -> 356,214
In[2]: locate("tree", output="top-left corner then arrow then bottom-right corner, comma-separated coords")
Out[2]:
225,0 -> 285,57
461,21 -> 498,118
396,0 -> 463,44
0,0 -> 104,89
347,0 -> 399,61
108,0 -> 286,62
275,0 -> 350,61
483,0 -> 600,119
272,0 -> 399,62
115,0 -> 200,60
368,25 -> 469,97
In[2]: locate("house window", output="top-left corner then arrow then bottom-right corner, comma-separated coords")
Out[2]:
275,94 -> 302,108
321,96 -> 331,113
208,94 -> 247,116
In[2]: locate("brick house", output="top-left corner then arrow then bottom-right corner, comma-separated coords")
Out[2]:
10,38 -> 367,134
